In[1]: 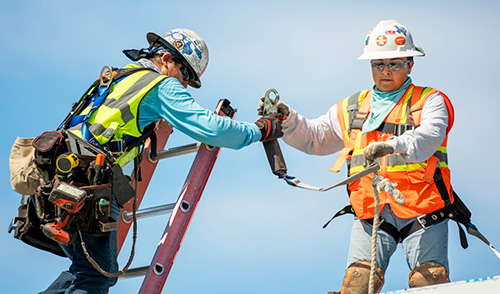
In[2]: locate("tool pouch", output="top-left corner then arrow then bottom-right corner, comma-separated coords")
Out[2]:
32,131 -> 67,178
111,164 -> 136,207
9,188 -> 66,257
73,183 -> 116,236
9,137 -> 50,196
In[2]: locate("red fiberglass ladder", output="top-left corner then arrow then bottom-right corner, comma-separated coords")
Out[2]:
115,99 -> 235,293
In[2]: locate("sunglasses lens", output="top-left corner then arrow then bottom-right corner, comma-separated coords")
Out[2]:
388,61 -> 404,70
180,66 -> 190,81
371,62 -> 385,71
174,57 -> 193,81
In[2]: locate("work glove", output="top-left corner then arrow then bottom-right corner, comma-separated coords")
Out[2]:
257,96 -> 290,119
255,113 -> 284,142
364,142 -> 394,161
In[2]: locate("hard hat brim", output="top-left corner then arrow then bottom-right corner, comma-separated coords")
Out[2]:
147,32 -> 202,88
358,47 -> 425,60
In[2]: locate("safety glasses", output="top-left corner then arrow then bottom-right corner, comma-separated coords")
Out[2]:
173,57 -> 195,82
371,59 -> 411,71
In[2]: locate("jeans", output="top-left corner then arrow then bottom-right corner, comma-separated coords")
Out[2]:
346,205 -> 449,274
39,200 -> 120,294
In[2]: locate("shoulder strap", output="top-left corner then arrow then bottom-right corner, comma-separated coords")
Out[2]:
350,92 -> 371,131
346,91 -> 363,131
330,91 -> 369,173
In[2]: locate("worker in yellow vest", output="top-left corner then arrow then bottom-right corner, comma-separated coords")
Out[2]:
260,20 -> 454,293
38,28 -> 283,294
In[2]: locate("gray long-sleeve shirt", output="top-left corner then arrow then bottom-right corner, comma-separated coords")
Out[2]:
282,92 -> 449,163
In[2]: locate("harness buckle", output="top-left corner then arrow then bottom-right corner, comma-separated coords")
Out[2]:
108,139 -> 124,154
397,124 -> 414,136
416,214 -> 427,229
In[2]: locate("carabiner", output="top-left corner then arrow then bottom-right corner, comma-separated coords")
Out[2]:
99,65 -> 113,88
262,88 -> 280,115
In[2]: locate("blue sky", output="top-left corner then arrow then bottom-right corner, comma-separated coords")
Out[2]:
1,1 -> 499,293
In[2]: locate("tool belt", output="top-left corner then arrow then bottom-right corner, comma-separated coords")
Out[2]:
10,131 -> 136,254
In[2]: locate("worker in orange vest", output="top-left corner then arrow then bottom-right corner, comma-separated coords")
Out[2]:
260,20 -> 454,293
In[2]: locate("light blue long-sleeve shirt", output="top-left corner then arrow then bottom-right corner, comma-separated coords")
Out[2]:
138,76 -> 261,149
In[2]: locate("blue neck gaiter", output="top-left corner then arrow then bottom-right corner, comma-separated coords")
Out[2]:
361,77 -> 412,134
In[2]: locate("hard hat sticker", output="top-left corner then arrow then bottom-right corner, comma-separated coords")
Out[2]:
173,40 -> 185,49
385,30 -> 396,35
376,35 -> 387,46
394,25 -> 407,37
171,32 -> 184,40
395,36 -> 406,46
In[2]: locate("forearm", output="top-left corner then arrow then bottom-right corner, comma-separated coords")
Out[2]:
282,104 -> 344,155
140,79 -> 261,149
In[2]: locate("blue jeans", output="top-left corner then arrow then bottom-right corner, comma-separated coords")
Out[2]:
39,230 -> 119,294
39,200 -> 120,294
346,206 -> 449,274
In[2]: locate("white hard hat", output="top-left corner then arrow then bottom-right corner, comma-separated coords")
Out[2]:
358,20 -> 425,60
147,29 -> 209,88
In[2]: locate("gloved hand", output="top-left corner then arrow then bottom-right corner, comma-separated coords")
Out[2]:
255,113 -> 284,142
257,96 -> 290,119
364,142 -> 394,161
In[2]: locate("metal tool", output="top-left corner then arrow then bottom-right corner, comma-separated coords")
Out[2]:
262,88 -> 280,115
261,88 -> 288,179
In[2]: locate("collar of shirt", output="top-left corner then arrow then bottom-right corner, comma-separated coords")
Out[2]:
136,58 -> 162,74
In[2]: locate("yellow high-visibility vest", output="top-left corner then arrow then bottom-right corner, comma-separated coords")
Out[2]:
69,64 -> 167,167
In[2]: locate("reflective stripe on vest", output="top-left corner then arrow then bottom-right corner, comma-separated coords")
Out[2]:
332,85 -> 455,219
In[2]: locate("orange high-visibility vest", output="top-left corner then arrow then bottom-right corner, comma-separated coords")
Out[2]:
330,85 -> 455,219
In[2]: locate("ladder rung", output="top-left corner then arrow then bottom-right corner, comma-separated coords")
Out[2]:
118,266 -> 149,280
121,203 -> 176,223
149,142 -> 201,162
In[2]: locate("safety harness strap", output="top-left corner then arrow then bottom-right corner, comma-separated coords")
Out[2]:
375,121 -> 416,136
324,204 -> 448,243
434,167 -> 451,207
